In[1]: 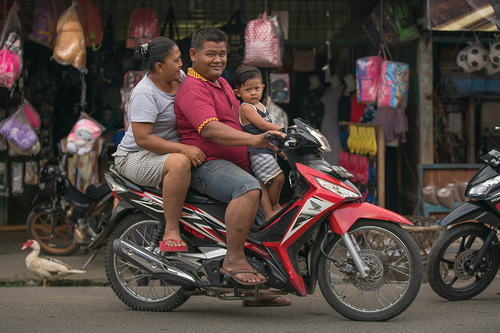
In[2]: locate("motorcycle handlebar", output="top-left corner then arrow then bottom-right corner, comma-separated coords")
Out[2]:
265,133 -> 284,142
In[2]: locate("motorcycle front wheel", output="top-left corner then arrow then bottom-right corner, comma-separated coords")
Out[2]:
104,212 -> 190,311
26,203 -> 79,255
426,223 -> 500,301
317,220 -> 423,321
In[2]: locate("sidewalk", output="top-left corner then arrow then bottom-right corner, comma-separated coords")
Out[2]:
0,229 -> 108,285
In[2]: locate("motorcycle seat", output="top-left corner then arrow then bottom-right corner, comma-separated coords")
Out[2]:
108,165 -> 221,205
85,182 -> 111,200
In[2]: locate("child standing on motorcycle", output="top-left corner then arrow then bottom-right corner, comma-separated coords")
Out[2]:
233,65 -> 286,221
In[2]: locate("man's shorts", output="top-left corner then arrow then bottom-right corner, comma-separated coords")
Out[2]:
190,159 -> 261,203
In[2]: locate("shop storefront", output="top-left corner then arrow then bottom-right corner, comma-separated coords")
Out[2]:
0,0 -> 451,229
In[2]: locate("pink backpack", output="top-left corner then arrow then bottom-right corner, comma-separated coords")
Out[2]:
29,0 -> 64,48
377,60 -> 410,109
126,8 -> 158,49
0,45 -> 20,88
356,54 -> 382,104
244,12 -> 281,68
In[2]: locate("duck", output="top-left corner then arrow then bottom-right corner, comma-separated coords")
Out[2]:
21,239 -> 86,287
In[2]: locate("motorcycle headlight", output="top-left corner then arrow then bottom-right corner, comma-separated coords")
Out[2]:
307,126 -> 331,153
468,175 -> 500,198
316,177 -> 361,199
38,182 -> 46,190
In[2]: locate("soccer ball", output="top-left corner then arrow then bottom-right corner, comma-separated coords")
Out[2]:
456,49 -> 474,73
466,41 -> 488,70
489,38 -> 500,64
484,59 -> 500,75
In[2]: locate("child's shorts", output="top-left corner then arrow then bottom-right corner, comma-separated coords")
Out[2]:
249,152 -> 282,185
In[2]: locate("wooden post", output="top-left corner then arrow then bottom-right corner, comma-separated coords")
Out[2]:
417,31 -> 434,165
467,96 -> 475,163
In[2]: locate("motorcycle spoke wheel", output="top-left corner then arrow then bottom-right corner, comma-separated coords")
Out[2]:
26,208 -> 78,256
426,223 -> 499,301
105,213 -> 190,311
318,220 -> 422,321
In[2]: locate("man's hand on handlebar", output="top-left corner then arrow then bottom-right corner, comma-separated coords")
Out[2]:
251,130 -> 286,151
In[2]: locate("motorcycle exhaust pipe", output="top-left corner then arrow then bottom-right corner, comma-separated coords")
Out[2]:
113,239 -> 200,288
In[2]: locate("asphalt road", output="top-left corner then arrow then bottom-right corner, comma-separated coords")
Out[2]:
1,280 -> 500,333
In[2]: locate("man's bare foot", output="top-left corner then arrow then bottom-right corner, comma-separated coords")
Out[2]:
222,258 -> 266,283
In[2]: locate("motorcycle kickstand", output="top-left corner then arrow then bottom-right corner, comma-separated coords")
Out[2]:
82,248 -> 100,270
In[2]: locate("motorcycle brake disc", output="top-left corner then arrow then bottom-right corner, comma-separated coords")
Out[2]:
350,249 -> 389,291
454,249 -> 477,280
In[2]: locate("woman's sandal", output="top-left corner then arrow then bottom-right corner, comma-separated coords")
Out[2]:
159,239 -> 188,252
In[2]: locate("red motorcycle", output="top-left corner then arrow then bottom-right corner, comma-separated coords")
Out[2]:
90,119 -> 422,321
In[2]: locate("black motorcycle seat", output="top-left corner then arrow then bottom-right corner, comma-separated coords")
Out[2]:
85,182 -> 111,200
109,165 -> 220,205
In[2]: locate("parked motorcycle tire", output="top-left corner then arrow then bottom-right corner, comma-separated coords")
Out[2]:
104,212 -> 190,311
26,203 -> 79,256
317,220 -> 423,321
426,223 -> 500,301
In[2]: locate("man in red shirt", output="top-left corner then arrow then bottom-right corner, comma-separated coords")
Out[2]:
175,28 -> 288,304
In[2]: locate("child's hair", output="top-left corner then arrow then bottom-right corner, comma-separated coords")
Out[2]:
233,65 -> 263,88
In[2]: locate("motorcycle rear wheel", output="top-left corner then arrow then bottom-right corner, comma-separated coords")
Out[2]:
26,204 -> 79,256
426,223 -> 499,301
104,212 -> 190,311
317,220 -> 423,321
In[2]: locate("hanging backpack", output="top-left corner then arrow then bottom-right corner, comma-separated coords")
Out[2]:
355,53 -> 383,104
76,0 -> 102,51
126,7 -> 158,49
391,2 -> 420,43
29,0 -> 64,48
377,60 -> 410,109
244,12 -> 281,68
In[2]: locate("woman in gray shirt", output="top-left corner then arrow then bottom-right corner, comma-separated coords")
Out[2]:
114,37 -> 205,252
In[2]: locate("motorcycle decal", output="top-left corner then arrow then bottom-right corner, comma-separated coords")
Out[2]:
244,242 -> 272,260
130,198 -> 163,213
130,190 -> 164,213
183,224 -> 207,240
179,207 -> 226,245
281,196 -> 332,244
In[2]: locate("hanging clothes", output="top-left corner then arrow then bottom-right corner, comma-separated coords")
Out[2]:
298,86 -> 325,129
320,82 -> 344,166
372,108 -> 408,144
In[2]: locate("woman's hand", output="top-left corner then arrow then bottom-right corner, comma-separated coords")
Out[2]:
181,145 -> 206,167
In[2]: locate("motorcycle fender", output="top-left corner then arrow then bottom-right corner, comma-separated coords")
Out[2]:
32,202 -> 56,214
438,201 -> 500,228
88,201 -> 136,250
328,202 -> 411,235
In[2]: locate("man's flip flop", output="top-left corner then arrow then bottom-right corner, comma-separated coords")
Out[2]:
159,239 -> 188,252
220,267 -> 267,286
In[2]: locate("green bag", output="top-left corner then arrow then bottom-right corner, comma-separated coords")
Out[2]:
392,2 -> 419,42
